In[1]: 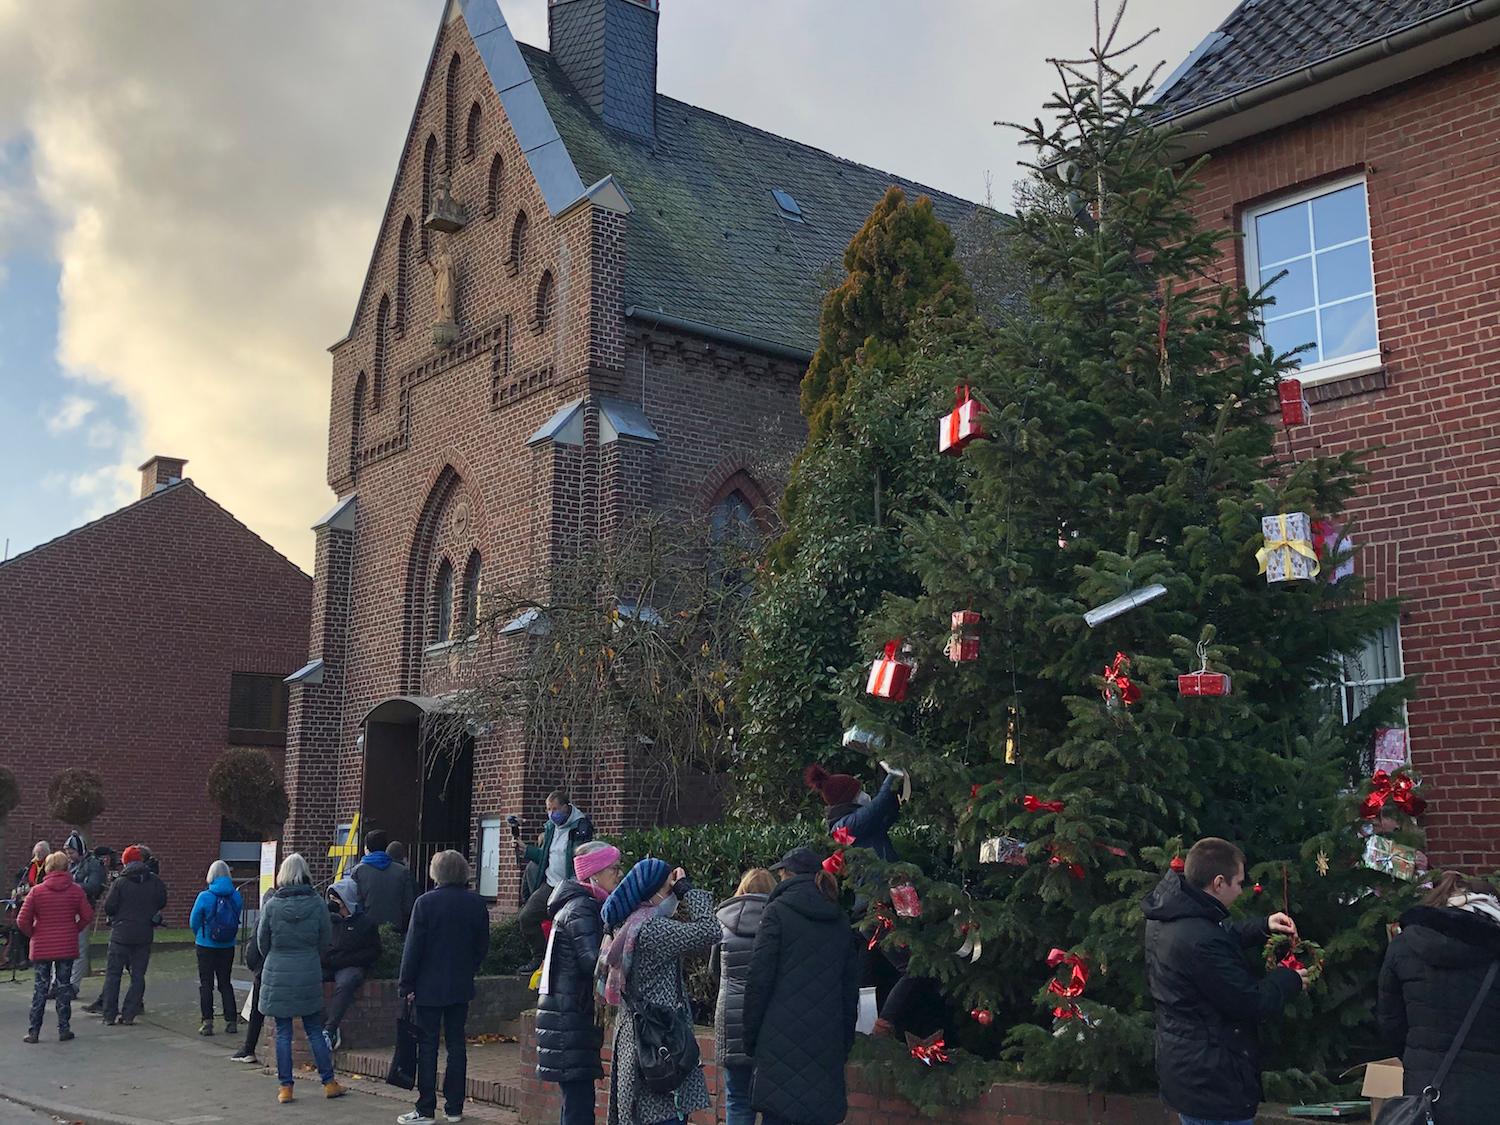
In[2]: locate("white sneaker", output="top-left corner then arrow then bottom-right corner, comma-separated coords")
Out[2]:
444,1114 -> 463,1123
396,1113 -> 435,1124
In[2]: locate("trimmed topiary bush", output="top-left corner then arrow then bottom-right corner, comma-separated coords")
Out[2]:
206,748 -> 289,836
47,767 -> 106,826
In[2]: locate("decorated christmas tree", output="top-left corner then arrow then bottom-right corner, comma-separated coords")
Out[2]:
834,16 -> 1421,1099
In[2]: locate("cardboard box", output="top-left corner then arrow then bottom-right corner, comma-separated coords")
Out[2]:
1361,1056 -> 1403,1119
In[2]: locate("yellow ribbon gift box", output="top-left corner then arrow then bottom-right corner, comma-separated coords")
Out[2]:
1255,512 -> 1321,583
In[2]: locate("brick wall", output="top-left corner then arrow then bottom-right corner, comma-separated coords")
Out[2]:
0,484 -> 311,922
285,11 -> 806,888
1189,49 -> 1500,867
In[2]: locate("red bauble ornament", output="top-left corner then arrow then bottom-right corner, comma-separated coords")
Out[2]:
1253,882 -> 1263,895
1170,855 -> 1186,872
971,1008 -> 994,1026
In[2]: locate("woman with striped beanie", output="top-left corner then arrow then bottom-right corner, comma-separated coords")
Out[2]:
601,858 -> 718,1124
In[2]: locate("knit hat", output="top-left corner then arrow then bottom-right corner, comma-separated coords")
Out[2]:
804,764 -> 861,807
602,857 -> 670,931
573,843 -> 621,883
65,831 -> 85,855
121,845 -> 145,866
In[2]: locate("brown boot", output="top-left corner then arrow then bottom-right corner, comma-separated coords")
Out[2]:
278,1086 -> 294,1104
324,1080 -> 347,1099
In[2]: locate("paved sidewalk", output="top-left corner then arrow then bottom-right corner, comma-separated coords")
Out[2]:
0,971 -> 516,1124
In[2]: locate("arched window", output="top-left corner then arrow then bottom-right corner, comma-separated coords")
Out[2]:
433,558 -> 454,644
461,550 -> 482,636
350,371 -> 368,477
373,294 -> 390,411
464,102 -> 482,162
710,489 -> 754,544
421,134 -> 437,258
508,211 -> 528,275
486,154 -> 503,219
396,216 -> 413,332
444,54 -> 462,170
534,271 -> 556,332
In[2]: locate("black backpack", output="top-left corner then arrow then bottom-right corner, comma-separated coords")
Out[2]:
628,968 -> 700,1094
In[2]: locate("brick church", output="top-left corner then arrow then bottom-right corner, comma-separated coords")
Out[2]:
282,0 -> 979,900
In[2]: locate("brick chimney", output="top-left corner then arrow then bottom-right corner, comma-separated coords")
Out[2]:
548,0 -> 659,141
138,455 -> 187,498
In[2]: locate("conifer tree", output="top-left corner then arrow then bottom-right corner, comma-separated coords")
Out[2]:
835,23 -> 1417,1097
739,189 -> 982,810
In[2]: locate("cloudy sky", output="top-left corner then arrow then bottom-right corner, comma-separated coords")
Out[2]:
0,0 -> 1235,570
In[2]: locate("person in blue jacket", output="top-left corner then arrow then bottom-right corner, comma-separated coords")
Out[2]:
803,761 -> 904,862
189,860 -> 244,1036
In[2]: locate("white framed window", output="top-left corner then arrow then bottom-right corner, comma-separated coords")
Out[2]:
476,816 -> 501,899
1243,175 -> 1380,384
1333,621 -> 1405,724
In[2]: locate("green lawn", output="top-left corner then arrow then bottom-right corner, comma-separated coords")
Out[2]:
90,927 -> 196,946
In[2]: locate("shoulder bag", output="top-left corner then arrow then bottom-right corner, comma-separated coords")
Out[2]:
628,963 -> 700,1094
1375,959 -> 1498,1124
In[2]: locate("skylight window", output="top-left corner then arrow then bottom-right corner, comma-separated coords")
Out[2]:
771,188 -> 804,222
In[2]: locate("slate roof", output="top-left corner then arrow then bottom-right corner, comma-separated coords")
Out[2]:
519,42 -> 984,356
1153,0 -> 1477,120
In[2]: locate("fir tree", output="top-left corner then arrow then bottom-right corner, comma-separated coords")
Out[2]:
737,190 -> 982,810
835,18 -> 1418,1098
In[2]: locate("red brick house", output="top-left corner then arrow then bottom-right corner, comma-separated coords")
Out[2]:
1155,0 -> 1500,867
0,456 -> 312,921
281,0 -> 981,900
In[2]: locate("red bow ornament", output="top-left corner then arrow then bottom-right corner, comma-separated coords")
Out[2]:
1361,770 -> 1427,819
1101,651 -> 1142,708
1046,947 -> 1089,1019
821,851 -> 846,877
1022,795 -> 1065,814
905,1031 -> 951,1066
831,826 -> 855,847
866,909 -> 894,952
1048,853 -> 1085,880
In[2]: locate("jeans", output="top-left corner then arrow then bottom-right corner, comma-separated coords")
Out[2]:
322,965 -> 365,1033
558,1077 -> 596,1125
197,946 -> 236,1021
518,881 -> 554,957
29,960 -> 74,1034
274,1014 -> 335,1087
240,975 -> 265,1056
723,1064 -> 755,1125
413,1001 -> 468,1118
69,927 -> 90,989
101,940 -> 151,1021
1179,1117 -> 1254,1125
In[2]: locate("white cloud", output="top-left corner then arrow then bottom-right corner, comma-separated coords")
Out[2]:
46,393 -> 95,433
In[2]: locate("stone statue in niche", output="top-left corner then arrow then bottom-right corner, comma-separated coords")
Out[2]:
431,249 -> 458,348
425,171 -> 468,233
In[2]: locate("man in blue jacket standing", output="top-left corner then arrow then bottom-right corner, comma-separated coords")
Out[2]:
397,851 -> 490,1125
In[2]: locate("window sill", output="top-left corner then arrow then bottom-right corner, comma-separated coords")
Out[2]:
1287,352 -> 1382,389
424,640 -> 458,655
1301,363 -> 1388,406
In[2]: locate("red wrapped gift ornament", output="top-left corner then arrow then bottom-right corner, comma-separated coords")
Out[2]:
890,883 -> 922,918
947,609 -> 981,663
938,385 -> 987,455
1312,518 -> 1354,583
1278,378 -> 1310,426
866,640 -> 913,701
1178,642 -> 1231,696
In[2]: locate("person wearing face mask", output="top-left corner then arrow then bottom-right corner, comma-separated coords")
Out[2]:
536,841 -> 623,1124
601,858 -> 718,1125
516,791 -> 595,974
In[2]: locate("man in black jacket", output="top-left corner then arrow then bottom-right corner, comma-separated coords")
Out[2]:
98,844 -> 168,1026
1143,837 -> 1306,1125
320,877 -> 381,1050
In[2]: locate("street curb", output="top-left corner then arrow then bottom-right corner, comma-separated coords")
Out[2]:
0,1081 -> 164,1125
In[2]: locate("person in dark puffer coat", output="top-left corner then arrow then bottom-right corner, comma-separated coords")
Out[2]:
1143,837 -> 1304,1125
98,844 -> 168,1026
1378,870 -> 1500,1124
536,842 -> 621,1125
742,848 -> 861,1125
712,869 -> 773,1125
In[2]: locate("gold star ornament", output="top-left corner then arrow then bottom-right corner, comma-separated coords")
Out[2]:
1316,850 -> 1330,877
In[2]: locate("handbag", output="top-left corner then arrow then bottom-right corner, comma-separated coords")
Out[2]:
1375,959 -> 1498,1125
386,998 -> 424,1091
628,967 -> 700,1094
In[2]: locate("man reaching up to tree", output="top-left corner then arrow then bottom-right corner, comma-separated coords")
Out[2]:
1143,837 -> 1305,1125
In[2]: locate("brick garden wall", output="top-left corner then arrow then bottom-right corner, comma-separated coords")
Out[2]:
1189,48 -> 1500,867
0,482 -> 311,923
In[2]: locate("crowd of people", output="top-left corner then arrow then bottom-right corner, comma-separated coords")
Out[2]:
9,788 -> 1500,1125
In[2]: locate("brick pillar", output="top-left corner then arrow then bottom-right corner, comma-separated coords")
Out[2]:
284,494 -> 357,883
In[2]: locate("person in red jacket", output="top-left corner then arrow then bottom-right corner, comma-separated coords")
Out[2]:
16,851 -> 93,1044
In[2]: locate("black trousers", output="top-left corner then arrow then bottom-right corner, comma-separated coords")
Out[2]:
239,974 -> 266,1056
413,1002 -> 468,1118
517,881 -> 554,956
100,940 -> 151,1021
196,946 -> 236,1021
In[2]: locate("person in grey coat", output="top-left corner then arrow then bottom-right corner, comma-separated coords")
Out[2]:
351,829 -> 415,932
256,854 -> 346,1104
601,858 -> 719,1125
712,870 -> 773,1125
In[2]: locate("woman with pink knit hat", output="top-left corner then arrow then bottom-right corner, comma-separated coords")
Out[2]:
536,841 -> 621,1123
